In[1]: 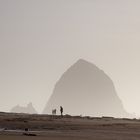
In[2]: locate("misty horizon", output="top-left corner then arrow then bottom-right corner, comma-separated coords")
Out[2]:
4,59 -> 135,118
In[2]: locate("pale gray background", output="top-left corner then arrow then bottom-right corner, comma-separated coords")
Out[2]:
0,0 -> 140,115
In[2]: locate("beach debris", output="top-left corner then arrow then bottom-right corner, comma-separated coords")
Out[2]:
23,133 -> 37,136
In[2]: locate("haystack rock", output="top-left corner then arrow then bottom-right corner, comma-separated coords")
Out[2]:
43,59 -> 130,117
11,102 -> 37,114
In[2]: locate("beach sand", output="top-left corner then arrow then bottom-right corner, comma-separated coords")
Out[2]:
0,113 -> 140,140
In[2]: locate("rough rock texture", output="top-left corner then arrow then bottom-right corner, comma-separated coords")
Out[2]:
43,59 -> 129,117
11,102 -> 37,114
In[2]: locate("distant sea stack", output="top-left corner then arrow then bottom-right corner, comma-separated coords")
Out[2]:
43,59 -> 130,117
11,102 -> 37,114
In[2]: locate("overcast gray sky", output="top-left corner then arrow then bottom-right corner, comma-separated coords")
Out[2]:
0,0 -> 140,115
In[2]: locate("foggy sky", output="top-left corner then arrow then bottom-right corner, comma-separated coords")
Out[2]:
0,0 -> 140,115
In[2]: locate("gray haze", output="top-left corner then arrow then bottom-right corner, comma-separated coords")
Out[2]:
0,0 -> 140,115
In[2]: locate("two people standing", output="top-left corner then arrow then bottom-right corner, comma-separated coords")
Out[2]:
52,106 -> 63,116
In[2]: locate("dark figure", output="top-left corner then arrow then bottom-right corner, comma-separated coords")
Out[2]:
25,128 -> 29,132
60,106 -> 63,116
52,109 -> 56,115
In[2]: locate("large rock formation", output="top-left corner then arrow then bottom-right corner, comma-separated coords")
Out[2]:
11,102 -> 37,114
43,59 -> 129,117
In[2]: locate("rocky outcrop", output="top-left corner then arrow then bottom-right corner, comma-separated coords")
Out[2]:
43,59 -> 130,117
11,102 -> 37,114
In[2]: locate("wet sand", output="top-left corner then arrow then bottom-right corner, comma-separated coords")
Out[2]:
0,112 -> 140,140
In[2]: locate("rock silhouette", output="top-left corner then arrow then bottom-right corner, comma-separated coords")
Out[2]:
43,59 -> 130,117
11,102 -> 37,114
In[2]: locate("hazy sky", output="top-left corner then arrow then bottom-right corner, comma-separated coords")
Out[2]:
1,0 -> 140,115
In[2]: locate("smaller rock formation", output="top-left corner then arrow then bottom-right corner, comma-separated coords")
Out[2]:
11,102 -> 37,114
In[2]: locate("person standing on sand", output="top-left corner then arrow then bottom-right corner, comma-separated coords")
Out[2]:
52,109 -> 56,115
60,106 -> 63,116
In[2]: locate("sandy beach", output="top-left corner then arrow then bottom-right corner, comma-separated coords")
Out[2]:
0,112 -> 140,140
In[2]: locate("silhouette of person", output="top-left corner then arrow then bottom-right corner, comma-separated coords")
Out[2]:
60,106 -> 63,116
52,109 -> 56,115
